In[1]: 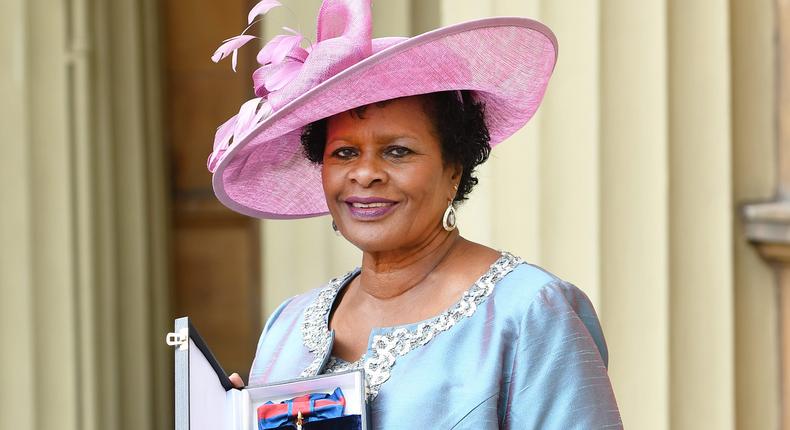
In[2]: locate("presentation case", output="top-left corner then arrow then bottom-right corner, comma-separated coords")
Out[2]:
166,317 -> 368,430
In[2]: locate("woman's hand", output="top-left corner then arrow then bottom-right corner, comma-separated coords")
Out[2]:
229,372 -> 245,389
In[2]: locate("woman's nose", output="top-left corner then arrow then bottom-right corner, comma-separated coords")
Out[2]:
348,154 -> 387,187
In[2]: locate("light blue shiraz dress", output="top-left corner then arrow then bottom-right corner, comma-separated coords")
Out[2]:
248,252 -> 623,429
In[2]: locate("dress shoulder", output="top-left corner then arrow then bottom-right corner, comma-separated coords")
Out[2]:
492,261 -> 608,366
493,261 -> 621,428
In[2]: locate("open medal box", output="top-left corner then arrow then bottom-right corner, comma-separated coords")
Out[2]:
167,317 -> 368,430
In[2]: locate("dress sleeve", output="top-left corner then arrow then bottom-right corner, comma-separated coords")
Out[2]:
248,296 -> 295,380
503,280 -> 623,429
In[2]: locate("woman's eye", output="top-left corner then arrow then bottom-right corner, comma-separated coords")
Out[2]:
386,146 -> 413,158
332,147 -> 357,159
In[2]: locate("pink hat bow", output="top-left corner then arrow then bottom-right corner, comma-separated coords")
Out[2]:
208,0 -> 377,173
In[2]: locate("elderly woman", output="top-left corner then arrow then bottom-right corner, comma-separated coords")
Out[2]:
210,0 -> 621,428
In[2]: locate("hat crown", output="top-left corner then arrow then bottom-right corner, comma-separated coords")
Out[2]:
268,0 -> 373,111
317,0 -> 371,43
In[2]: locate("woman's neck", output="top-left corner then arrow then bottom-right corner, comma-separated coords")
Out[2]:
357,228 -> 463,301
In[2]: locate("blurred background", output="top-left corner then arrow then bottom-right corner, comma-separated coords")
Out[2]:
0,0 -> 784,428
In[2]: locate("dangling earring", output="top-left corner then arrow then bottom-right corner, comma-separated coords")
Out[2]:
331,220 -> 341,237
442,203 -> 457,231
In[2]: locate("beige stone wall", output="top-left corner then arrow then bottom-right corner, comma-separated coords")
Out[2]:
732,0 -> 780,429
0,0 -> 171,429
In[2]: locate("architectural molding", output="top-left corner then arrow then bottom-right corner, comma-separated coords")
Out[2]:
740,0 -> 790,427
0,0 -> 170,429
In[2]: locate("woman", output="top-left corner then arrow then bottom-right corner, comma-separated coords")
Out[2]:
210,0 -> 621,428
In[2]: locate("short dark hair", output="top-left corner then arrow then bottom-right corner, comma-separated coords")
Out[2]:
300,90 -> 491,204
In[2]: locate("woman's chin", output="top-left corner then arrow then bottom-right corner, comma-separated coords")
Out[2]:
339,224 -> 407,253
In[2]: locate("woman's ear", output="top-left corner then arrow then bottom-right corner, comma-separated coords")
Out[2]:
449,164 -> 462,199
451,164 -> 463,183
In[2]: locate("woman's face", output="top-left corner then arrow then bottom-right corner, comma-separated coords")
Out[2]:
322,96 -> 459,253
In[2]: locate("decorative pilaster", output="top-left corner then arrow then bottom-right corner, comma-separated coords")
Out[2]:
741,1 -> 790,428
0,0 -> 170,429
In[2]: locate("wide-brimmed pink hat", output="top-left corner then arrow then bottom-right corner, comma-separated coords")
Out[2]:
209,0 -> 557,219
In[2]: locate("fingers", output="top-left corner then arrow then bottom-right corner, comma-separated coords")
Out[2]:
229,372 -> 245,389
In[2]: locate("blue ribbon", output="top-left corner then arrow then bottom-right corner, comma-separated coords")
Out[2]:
258,387 -> 346,430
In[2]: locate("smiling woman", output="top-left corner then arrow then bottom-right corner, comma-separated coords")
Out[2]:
208,0 -> 622,428
312,95 -> 478,251
308,95 -> 506,360
301,91 -> 491,204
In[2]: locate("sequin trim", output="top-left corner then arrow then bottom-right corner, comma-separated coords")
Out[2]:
300,252 -> 523,400
299,272 -> 355,378
324,355 -> 364,374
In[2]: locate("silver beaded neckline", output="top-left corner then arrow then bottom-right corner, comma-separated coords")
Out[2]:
300,252 -> 524,401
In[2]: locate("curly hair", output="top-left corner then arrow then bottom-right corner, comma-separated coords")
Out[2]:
300,90 -> 491,204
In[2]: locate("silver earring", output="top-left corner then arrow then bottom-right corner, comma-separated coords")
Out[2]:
442,203 -> 457,231
331,220 -> 341,236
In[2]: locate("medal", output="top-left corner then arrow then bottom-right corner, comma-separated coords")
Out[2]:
257,387 -> 346,430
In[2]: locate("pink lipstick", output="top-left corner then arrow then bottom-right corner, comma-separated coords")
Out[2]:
344,196 -> 398,220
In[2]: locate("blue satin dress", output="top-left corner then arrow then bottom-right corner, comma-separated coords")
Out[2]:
248,252 -> 623,429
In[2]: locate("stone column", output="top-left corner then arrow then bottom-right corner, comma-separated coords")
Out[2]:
741,0 -> 790,428
0,0 -> 170,428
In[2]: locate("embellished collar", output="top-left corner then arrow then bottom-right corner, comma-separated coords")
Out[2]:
300,252 -> 524,401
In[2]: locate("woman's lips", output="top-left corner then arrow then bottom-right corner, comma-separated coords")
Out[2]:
344,198 -> 398,219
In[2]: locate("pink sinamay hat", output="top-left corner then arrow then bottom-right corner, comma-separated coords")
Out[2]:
208,0 -> 558,219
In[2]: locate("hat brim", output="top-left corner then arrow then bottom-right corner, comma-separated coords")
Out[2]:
213,17 -> 558,219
